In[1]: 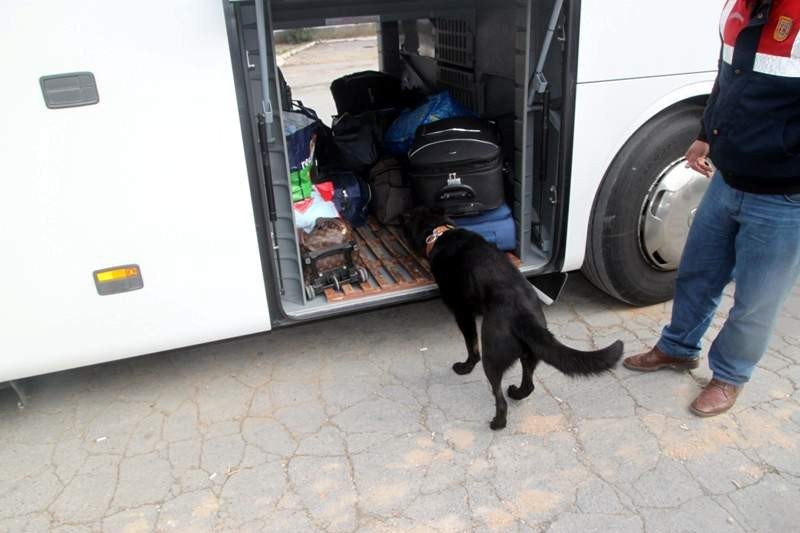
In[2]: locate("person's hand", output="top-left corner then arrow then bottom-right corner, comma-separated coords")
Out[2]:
685,140 -> 713,177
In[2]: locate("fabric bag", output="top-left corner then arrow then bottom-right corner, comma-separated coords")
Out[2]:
329,170 -> 371,227
283,111 -> 319,202
291,100 -> 339,175
368,158 -> 413,225
331,112 -> 380,172
299,218 -> 359,275
299,217 -> 362,299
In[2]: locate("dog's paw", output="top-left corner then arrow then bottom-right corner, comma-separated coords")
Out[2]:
507,384 -> 534,400
489,417 -> 507,430
452,361 -> 475,375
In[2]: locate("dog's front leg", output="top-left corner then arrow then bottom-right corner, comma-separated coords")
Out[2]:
452,311 -> 480,375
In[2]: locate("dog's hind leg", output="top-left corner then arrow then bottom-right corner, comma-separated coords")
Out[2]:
508,354 -> 539,400
482,358 -> 508,430
452,311 -> 480,375
481,317 -> 515,430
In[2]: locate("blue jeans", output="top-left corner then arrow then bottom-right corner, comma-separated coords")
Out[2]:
657,171 -> 800,385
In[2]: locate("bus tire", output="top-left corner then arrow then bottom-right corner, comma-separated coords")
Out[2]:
582,103 -> 706,306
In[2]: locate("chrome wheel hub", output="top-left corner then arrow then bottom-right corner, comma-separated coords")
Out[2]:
639,159 -> 709,271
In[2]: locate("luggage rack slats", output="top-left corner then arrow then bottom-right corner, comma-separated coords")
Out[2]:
358,226 -> 410,286
321,218 -> 519,303
320,218 -> 434,302
384,225 -> 433,279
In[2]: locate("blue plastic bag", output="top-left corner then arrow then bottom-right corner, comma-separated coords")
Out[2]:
383,91 -> 476,155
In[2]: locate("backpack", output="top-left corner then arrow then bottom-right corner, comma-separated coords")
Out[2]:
368,158 -> 413,225
329,170 -> 371,227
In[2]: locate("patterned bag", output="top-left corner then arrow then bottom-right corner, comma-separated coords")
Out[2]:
283,111 -> 318,202
299,218 -> 365,298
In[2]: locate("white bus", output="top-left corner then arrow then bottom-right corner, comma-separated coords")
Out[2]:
1,0 -> 720,389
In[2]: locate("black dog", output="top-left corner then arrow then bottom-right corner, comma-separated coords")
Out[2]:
404,207 -> 624,430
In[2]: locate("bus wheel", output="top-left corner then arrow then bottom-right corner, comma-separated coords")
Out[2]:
582,103 -> 709,306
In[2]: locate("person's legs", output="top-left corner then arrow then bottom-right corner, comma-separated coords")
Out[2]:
706,191 -> 800,385
655,172 -> 739,358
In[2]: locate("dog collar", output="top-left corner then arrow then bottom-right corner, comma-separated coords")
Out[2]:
425,225 -> 455,257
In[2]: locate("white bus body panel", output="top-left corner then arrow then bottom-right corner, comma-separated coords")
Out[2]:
577,0 -> 721,83
563,1 -> 721,272
0,1 -> 269,382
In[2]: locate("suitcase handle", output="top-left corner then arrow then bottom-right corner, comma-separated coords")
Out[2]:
437,183 -> 476,202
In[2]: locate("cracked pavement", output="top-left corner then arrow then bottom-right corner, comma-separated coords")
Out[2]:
1,274 -> 799,532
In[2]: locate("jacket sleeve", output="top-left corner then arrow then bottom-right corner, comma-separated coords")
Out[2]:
697,48 -> 722,143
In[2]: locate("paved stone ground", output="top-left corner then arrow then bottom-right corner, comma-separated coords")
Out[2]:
280,38 -> 379,126
1,273 -> 799,532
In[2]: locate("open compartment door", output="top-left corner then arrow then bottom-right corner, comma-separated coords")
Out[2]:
1,0 -> 270,381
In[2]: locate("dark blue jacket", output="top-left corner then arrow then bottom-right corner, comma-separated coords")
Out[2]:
700,0 -> 800,193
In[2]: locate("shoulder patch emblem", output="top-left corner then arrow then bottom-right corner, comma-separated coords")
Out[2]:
774,16 -> 793,42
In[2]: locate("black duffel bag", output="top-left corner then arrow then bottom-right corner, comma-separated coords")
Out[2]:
368,157 -> 413,225
331,112 -> 380,172
408,117 -> 505,216
330,70 -> 403,116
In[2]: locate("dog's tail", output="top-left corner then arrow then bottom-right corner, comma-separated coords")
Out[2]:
512,319 -> 623,376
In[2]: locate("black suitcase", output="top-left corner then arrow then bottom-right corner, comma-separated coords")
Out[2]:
330,71 -> 403,116
408,117 -> 505,216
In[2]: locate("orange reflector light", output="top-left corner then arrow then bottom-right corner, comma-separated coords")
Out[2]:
95,266 -> 139,283
93,264 -> 143,295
